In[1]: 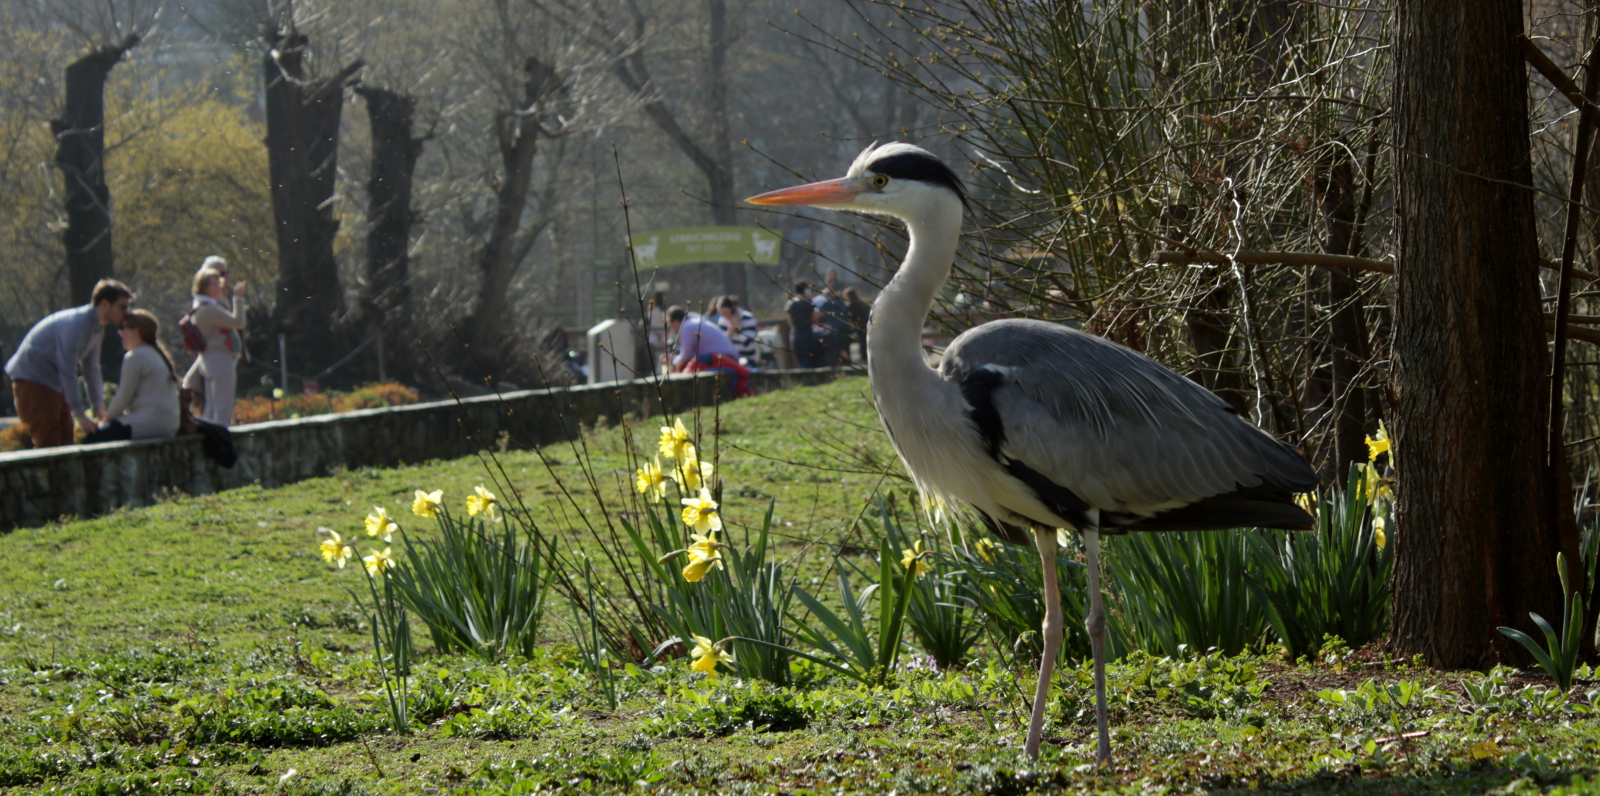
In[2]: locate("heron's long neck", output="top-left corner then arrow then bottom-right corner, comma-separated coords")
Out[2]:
867,199 -> 963,389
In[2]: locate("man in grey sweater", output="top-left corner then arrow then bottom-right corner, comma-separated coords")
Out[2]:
4,280 -> 133,447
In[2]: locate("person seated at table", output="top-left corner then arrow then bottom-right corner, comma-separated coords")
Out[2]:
83,309 -> 181,443
714,295 -> 760,365
667,305 -> 752,398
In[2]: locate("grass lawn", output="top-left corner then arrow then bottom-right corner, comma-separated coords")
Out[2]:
2,375 -> 1599,794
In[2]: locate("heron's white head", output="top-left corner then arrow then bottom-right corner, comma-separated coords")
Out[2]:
746,142 -> 967,223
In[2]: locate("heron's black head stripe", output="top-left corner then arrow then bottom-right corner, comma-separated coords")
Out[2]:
869,152 -> 968,207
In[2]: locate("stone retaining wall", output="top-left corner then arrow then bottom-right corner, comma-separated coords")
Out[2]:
0,369 -> 851,531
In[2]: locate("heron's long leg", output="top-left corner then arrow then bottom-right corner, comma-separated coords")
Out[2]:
1084,526 -> 1110,764
1024,528 -> 1061,760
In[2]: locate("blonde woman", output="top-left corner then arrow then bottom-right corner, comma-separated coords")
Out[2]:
83,310 -> 181,442
181,259 -> 247,426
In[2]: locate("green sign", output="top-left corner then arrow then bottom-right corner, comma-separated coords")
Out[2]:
628,226 -> 782,269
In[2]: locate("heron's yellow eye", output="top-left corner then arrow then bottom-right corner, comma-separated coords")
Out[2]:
872,174 -> 889,189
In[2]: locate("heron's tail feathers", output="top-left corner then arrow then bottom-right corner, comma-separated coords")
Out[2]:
1117,496 -> 1315,532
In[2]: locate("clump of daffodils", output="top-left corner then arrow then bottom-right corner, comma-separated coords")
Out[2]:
318,519 -> 397,579
1362,422 -> 1393,550
635,417 -> 717,503
636,417 -> 727,582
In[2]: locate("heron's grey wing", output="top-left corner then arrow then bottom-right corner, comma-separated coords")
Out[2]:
941,319 -> 1316,521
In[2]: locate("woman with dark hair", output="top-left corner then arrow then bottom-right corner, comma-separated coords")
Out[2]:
83,309 -> 181,442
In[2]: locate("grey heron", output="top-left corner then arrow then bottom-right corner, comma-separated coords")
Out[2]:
748,142 -> 1317,764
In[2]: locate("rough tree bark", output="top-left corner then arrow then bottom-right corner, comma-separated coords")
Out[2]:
354,86 -> 424,379
53,34 -> 139,380
466,57 -> 562,353
1390,1 -> 1573,667
263,27 -> 362,379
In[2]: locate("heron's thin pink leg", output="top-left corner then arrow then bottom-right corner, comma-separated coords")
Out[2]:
1024,528 -> 1061,760
1084,527 -> 1111,764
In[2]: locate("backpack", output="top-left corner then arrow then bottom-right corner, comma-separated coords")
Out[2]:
178,313 -> 206,353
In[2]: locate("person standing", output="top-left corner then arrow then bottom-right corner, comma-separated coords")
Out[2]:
3,279 -> 132,447
786,282 -> 823,368
714,295 -> 760,365
84,310 -> 181,442
843,286 -> 871,364
812,283 -> 853,365
182,262 -> 247,427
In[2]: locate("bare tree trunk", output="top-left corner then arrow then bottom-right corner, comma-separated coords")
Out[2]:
707,0 -> 744,298
613,0 -> 745,298
355,86 -> 423,379
467,57 -> 561,352
1391,0 -> 1571,667
53,34 -> 138,380
1313,149 -> 1370,476
263,29 -> 361,378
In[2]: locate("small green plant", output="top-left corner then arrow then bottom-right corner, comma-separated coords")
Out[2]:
384,490 -> 552,662
316,515 -> 412,733
862,498 -> 982,670
1499,553 -> 1586,693
788,538 -> 916,686
1247,462 -> 1394,659
1110,527 -> 1268,657
568,558 -> 628,709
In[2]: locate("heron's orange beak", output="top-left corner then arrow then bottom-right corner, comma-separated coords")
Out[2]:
746,176 -> 859,207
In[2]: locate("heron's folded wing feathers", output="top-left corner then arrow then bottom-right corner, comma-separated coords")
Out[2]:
942,319 -> 1315,518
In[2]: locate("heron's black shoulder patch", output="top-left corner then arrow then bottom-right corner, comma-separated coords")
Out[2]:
961,365 -> 1095,531
959,367 -> 1007,458
870,152 -> 967,205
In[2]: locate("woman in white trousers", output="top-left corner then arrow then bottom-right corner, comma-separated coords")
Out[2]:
182,257 -> 247,426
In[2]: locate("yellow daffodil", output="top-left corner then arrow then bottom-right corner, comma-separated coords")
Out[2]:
974,538 -> 1000,563
680,489 -> 722,533
318,529 -> 354,569
1366,424 -> 1391,462
363,547 -> 394,577
1362,463 -> 1393,503
635,459 -> 671,500
659,418 -> 692,460
412,489 -> 443,518
673,454 -> 715,492
689,634 -> 734,680
365,507 -> 398,542
682,530 -> 724,583
465,485 -> 502,521
1294,492 -> 1318,513
901,540 -> 930,577
1373,515 -> 1387,550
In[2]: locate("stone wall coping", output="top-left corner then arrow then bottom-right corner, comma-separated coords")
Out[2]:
0,367 -> 857,529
